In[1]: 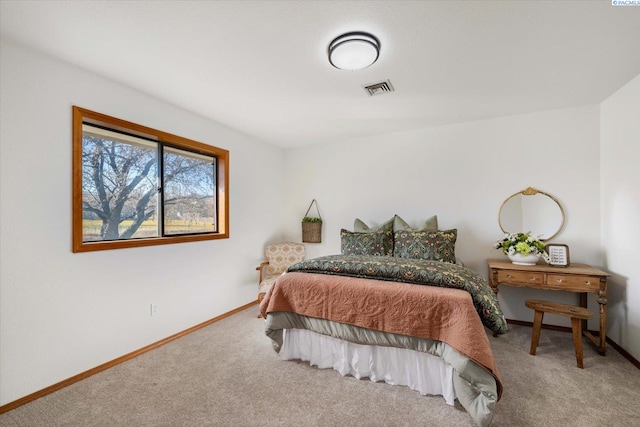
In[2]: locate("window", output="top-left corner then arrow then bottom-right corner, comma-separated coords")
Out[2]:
73,106 -> 229,252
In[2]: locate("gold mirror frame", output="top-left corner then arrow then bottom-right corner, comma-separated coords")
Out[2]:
498,187 -> 565,241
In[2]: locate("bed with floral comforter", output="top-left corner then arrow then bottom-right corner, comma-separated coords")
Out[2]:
260,255 -> 507,427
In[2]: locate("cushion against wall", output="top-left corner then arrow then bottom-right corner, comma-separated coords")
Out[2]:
353,216 -> 395,233
341,229 -> 393,256
265,242 -> 306,275
393,229 -> 457,263
393,215 -> 438,232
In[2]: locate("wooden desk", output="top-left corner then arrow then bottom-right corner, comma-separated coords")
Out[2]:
488,259 -> 610,355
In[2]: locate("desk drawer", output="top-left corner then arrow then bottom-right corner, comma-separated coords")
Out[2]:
497,270 -> 544,285
546,274 -> 600,292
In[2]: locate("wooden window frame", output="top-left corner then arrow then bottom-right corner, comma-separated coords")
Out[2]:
72,106 -> 229,252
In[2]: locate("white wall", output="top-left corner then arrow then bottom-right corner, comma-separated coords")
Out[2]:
2,35 -> 637,408
283,105 -> 604,328
0,39 -> 285,405
601,74 -> 640,360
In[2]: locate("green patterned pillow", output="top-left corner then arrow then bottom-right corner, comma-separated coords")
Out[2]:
393,229 -> 457,263
393,214 -> 438,232
341,229 -> 393,256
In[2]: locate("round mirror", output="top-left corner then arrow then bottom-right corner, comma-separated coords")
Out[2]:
498,187 -> 565,241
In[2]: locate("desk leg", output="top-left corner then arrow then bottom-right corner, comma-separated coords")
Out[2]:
489,269 -> 500,337
489,268 -> 499,295
581,292 -> 607,356
579,293 -> 591,345
579,293 -> 588,332
596,279 -> 608,355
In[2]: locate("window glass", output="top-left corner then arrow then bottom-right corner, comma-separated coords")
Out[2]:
73,107 -> 229,252
163,146 -> 216,235
82,124 -> 159,241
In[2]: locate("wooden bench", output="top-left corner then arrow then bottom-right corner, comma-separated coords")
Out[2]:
525,299 -> 593,369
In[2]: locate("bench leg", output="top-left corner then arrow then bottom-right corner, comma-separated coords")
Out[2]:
530,310 -> 544,355
571,317 -> 584,369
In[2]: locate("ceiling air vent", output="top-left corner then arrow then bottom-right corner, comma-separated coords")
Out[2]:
363,79 -> 394,96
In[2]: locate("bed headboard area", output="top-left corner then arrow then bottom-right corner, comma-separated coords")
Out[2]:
339,214 -> 458,264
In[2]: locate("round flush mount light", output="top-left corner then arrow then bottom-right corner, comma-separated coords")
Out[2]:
328,32 -> 380,71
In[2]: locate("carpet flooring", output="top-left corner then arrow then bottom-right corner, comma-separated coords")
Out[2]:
1,305 -> 639,426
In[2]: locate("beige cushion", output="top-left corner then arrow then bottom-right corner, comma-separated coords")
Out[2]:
259,242 -> 305,296
259,274 -> 281,294
265,242 -> 306,275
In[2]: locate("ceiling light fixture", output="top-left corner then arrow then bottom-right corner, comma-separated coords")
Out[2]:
328,32 -> 380,71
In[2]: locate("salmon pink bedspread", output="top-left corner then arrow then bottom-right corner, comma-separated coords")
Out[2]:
260,271 -> 502,397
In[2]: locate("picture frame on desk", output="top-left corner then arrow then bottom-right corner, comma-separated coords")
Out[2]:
546,243 -> 570,267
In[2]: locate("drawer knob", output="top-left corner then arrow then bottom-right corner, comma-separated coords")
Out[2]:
556,279 -> 563,283
530,276 -> 536,281
506,274 -> 511,279
585,281 -> 591,285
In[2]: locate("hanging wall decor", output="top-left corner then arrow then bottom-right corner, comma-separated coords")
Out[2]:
301,199 -> 322,243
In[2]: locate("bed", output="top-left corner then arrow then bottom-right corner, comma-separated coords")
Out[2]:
259,217 -> 508,426
260,255 -> 507,426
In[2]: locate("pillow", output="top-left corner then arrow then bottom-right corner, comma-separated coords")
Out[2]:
341,229 -> 393,256
393,214 -> 438,232
393,229 -> 457,263
353,216 -> 395,233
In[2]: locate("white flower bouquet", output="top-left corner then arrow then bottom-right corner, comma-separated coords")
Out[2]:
493,232 -> 549,262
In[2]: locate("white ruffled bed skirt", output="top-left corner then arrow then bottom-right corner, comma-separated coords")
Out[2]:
280,329 -> 456,406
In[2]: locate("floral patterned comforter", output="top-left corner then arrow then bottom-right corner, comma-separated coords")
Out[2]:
288,255 -> 508,335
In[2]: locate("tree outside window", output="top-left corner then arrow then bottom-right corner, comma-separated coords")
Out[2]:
73,107 -> 229,252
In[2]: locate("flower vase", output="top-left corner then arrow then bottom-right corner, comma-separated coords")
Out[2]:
508,253 -> 540,265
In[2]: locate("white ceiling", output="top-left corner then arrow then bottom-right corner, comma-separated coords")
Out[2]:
2,1 -> 640,148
